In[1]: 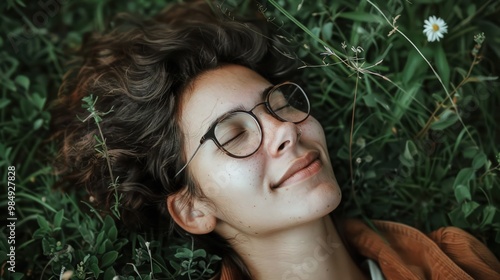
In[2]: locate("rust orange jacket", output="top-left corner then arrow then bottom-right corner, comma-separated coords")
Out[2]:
216,219 -> 500,279
344,219 -> 500,279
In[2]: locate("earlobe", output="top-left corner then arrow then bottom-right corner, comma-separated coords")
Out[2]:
166,192 -> 217,234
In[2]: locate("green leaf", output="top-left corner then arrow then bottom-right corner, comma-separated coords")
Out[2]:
33,228 -> 47,239
453,168 -> 475,187
402,49 -> 426,86
104,239 -> 113,252
107,225 -> 117,242
153,263 -> 162,273
362,93 -> 377,107
170,260 -> 181,272
398,153 -> 414,167
338,12 -> 383,23
0,98 -> 11,109
30,93 -> 46,110
430,109 -> 459,130
101,251 -> 119,268
41,238 -> 51,255
33,119 -> 44,130
79,225 -> 94,245
88,255 -> 98,264
466,4 -> 477,17
103,267 -> 116,280
97,239 -> 107,255
321,22 -> 333,41
89,262 -> 101,278
192,249 -> 207,259
4,80 -> 16,91
96,231 -> 106,254
472,152 -> 487,170
53,210 -> 64,228
431,93 -> 444,103
403,140 -> 418,161
454,184 -> 471,203
453,168 -> 475,202
448,207 -> 469,228
434,45 -> 450,87
14,75 -> 30,90
103,215 -> 114,233
210,254 -> 222,262
481,205 -> 497,226
485,159 -> 492,172
465,76 -> 498,82
36,215 -> 50,231
462,146 -> 479,159
175,248 -> 193,259
462,201 -> 480,217
399,140 -> 418,167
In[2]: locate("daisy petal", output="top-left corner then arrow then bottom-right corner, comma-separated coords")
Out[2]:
422,15 -> 448,42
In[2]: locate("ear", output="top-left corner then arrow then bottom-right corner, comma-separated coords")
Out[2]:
166,190 -> 217,235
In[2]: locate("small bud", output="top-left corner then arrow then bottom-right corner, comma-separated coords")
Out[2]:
365,155 -> 373,163
356,137 -> 366,148
473,32 -> 485,45
471,32 -> 485,57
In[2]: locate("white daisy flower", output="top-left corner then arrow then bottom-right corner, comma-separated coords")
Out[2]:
423,16 -> 448,42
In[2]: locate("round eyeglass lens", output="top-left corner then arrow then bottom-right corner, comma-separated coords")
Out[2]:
268,83 -> 309,123
214,112 -> 262,157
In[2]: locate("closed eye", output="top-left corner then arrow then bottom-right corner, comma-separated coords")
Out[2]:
220,130 -> 246,147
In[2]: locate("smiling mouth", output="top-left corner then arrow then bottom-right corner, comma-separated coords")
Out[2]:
272,152 -> 322,189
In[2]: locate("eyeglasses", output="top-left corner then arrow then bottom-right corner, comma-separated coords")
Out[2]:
175,82 -> 310,177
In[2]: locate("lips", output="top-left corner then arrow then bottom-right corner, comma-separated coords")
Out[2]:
272,151 -> 321,189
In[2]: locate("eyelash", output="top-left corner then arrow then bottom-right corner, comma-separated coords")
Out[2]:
214,145 -> 227,156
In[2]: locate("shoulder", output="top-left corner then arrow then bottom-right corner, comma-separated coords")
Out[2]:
343,219 -> 500,280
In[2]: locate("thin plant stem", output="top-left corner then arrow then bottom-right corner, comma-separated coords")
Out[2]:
416,54 -> 479,138
349,71 -> 360,194
81,96 -> 121,218
96,123 -> 115,186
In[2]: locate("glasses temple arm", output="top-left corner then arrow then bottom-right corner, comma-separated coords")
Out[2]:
174,143 -> 203,178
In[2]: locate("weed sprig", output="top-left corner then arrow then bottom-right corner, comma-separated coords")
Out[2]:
80,95 -> 122,219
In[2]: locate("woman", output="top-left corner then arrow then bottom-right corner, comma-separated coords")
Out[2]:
52,0 -> 500,279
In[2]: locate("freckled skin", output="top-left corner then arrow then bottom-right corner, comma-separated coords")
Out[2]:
180,64 -> 341,239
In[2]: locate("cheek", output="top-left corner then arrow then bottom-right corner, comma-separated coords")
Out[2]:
196,156 -> 265,200
198,158 -> 268,222
301,118 -> 328,144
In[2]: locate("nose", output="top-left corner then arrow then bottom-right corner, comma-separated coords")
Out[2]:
257,110 -> 300,157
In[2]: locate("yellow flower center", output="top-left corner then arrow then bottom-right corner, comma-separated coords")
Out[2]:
432,24 -> 440,31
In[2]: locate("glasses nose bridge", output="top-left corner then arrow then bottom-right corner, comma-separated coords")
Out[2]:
250,101 -> 285,124
249,101 -> 268,114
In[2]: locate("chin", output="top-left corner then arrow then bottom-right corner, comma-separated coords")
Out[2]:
316,181 -> 342,213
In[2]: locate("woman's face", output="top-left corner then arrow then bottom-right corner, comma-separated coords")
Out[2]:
179,64 -> 341,237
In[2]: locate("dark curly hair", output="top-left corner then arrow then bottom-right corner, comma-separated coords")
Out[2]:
51,0 -> 297,278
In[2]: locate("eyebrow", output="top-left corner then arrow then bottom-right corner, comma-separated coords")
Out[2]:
205,85 -> 274,130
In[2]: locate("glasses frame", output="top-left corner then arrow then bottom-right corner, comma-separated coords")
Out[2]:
175,82 -> 310,177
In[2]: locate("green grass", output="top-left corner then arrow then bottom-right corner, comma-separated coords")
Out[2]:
1,0 -> 499,278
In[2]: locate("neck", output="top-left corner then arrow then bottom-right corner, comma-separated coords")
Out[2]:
225,216 -> 367,280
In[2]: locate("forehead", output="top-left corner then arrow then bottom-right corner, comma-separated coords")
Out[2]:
180,65 -> 272,137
